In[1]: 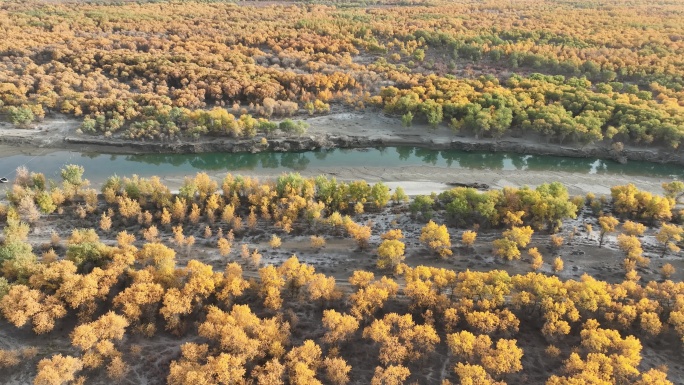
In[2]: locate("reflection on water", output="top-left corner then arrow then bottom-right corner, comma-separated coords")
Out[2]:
0,147 -> 682,181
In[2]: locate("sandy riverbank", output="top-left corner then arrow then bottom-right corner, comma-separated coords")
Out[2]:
155,164 -> 671,197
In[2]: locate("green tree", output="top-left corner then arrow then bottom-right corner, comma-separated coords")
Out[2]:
662,181 -> 684,203
6,106 -> 35,127
61,165 -> 85,187
401,112 -> 413,127
420,99 -> 443,128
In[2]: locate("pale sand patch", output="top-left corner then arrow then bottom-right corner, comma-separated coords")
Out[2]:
153,165 -> 670,197
573,183 -> 612,196
384,181 -> 450,196
493,178 -> 519,189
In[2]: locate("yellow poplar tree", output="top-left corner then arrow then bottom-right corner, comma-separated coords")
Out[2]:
420,220 -> 452,258
377,239 -> 405,270
322,310 -> 359,346
461,230 -> 477,249
259,265 -> 285,310
528,247 -> 543,270
656,223 -> 683,257
598,216 -> 619,247
323,357 -> 351,385
370,365 -> 410,385
34,354 -> 83,385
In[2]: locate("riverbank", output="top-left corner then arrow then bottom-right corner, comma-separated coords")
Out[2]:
1,112 -> 682,166
158,165 -> 672,197
0,148 -> 675,197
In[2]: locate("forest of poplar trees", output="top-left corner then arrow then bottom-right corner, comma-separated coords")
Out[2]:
1,0 -> 684,383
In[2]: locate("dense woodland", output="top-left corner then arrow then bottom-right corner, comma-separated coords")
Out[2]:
0,165 -> 683,383
2,0 -> 684,384
0,0 -> 683,146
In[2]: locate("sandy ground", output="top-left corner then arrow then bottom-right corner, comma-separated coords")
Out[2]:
0,115 -> 77,146
155,165 -> 671,197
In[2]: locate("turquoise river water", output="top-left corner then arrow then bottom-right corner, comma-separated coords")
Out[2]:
0,147 -> 682,182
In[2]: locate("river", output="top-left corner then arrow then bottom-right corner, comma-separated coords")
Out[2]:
0,146 -> 681,198
0,147 -> 682,181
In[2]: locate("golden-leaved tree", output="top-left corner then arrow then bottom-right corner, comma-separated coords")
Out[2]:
598,215 -> 619,247
216,262 -> 250,307
278,256 -> 315,297
113,269 -> 164,330
198,304 -> 290,362
322,309 -> 359,347
376,238 -> 405,270
34,354 -> 83,385
363,313 -> 439,365
160,260 -> 221,334
420,220 -> 452,258
70,311 -> 129,375
285,340 -> 324,385
656,223 -> 683,257
547,319 -> 643,384
0,284 -> 66,334
447,331 -> 524,379
349,272 -> 399,320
